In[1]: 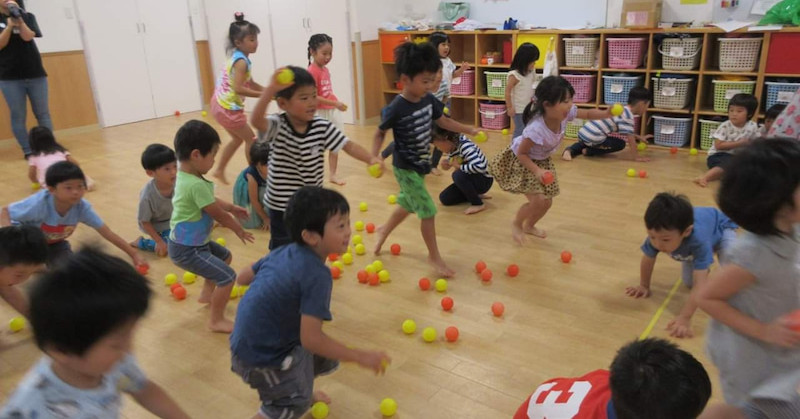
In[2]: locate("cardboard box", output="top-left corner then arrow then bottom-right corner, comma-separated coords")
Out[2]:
621,0 -> 662,28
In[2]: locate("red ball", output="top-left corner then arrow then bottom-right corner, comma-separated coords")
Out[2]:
328,253 -> 339,262
445,326 -> 459,342
787,309 -> 800,332
368,273 -> 379,286
418,277 -> 431,290
172,286 -> 187,300
136,264 -> 149,275
481,269 -> 493,282
491,302 -> 505,317
357,270 -> 368,283
330,266 -> 341,279
366,223 -> 376,233
170,283 -> 183,292
561,251 -> 572,264
475,260 -> 487,273
390,243 -> 401,255
506,264 -> 519,277
441,296 -> 454,311
174,110 -> 181,116
638,170 -> 647,178
541,171 -> 554,185
670,147 -> 678,154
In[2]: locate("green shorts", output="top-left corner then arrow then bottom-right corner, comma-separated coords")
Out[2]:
394,167 -> 437,219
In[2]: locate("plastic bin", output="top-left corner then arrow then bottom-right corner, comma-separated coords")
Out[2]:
653,116 -> 691,147
485,71 -> 508,99
764,81 -> 800,110
564,38 -> 599,68
479,102 -> 509,130
602,74 -> 643,105
607,37 -> 647,69
699,119 -> 723,150
717,38 -> 762,72
712,79 -> 756,113
659,37 -> 702,70
562,73 -> 597,103
651,76 -> 694,109
450,69 -> 475,96
380,34 -> 410,62
566,118 -> 585,139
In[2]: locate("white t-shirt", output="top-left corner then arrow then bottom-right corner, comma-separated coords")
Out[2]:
508,70 -> 536,113
707,120 -> 759,156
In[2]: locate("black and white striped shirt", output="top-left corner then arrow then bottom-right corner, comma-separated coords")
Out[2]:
449,135 -> 491,177
258,114 -> 347,211
379,93 -> 444,174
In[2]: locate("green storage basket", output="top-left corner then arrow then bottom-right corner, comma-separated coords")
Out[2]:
566,118 -> 584,139
485,71 -> 508,99
712,79 -> 756,113
699,119 -> 723,150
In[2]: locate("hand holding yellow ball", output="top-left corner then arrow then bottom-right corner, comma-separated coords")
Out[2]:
276,68 -> 294,85
610,103 -> 624,117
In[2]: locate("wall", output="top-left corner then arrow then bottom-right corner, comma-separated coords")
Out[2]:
25,0 -> 82,53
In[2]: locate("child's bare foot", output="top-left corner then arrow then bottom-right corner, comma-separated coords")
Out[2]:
511,222 -> 527,245
430,168 -> 442,176
207,318 -> 234,333
523,225 -> 547,238
428,256 -> 455,277
373,225 -> 388,255
464,204 -> 486,215
212,170 -> 229,185
693,177 -> 708,188
329,174 -> 346,186
313,391 -> 332,404
129,237 -> 142,248
479,194 -> 492,200
561,150 -> 573,161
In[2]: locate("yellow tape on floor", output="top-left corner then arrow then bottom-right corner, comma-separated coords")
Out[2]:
639,278 -> 683,341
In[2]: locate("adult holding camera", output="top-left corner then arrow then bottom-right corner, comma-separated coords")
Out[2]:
0,0 -> 50,158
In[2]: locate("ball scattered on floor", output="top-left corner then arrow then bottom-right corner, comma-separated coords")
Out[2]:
638,170 -> 647,178
441,296 -> 454,311
378,269 -> 390,282
355,221 -> 365,231
481,269 -> 493,282
164,273 -> 178,286
670,146 -> 678,154
215,237 -> 226,247
367,164 -> 382,178
182,272 -> 196,284
372,260 -> 384,271
387,194 -> 397,204
422,327 -> 436,342
201,110 -> 208,117
445,326 -> 459,342
637,142 -> 646,151
402,319 -> 416,334
561,251 -> 572,263
475,260 -> 487,273
474,131 -> 488,143
359,201 -> 368,212
357,270 -> 368,283
342,253 -> 353,265
507,264 -> 519,277
368,273 -> 379,286
492,302 -> 505,317
435,278 -> 447,292
352,234 -> 363,245
136,264 -> 149,275
390,243 -> 401,255
501,128 -> 509,135
172,286 -> 187,300
355,243 -> 366,255
365,264 -> 377,274
418,277 -> 431,290
690,148 -> 698,156
379,398 -> 398,416
626,168 -> 636,177
332,261 -> 344,271
330,266 -> 341,279
366,223 -> 376,233
310,401 -> 329,419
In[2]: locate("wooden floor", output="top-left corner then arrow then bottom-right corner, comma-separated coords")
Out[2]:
0,113 -> 724,418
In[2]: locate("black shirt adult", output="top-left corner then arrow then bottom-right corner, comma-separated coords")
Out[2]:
0,10 -> 45,80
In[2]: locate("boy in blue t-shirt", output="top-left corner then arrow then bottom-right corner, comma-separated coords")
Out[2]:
231,186 -> 390,419
626,192 -> 738,339
0,161 -> 147,269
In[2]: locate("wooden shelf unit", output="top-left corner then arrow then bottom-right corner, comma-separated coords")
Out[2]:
378,28 -> 800,146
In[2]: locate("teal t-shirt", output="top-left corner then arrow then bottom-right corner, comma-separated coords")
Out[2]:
170,171 -> 215,246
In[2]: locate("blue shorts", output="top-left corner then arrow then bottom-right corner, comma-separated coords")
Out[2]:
168,240 -> 234,286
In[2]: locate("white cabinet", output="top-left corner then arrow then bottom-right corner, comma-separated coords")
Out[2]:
75,0 -> 202,127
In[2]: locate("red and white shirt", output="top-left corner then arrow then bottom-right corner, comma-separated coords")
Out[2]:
514,370 -> 613,419
308,64 -> 337,110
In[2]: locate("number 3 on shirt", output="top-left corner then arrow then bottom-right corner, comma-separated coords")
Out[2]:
526,381 -> 592,419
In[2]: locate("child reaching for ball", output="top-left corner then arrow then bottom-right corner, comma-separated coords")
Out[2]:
695,138 -> 800,417
489,76 -> 612,245
432,125 -> 493,215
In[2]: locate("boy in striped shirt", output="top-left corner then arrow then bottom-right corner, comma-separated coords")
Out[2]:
433,125 -> 493,215
250,66 -> 380,250
562,87 -> 651,162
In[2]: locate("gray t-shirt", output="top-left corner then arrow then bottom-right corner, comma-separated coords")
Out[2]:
706,227 -> 800,406
137,179 -> 173,234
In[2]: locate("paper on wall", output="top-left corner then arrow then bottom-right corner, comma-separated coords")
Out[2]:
751,0 -> 781,15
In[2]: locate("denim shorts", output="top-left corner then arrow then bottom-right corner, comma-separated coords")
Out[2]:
707,152 -> 733,169
231,346 -> 339,419
168,240 -> 234,286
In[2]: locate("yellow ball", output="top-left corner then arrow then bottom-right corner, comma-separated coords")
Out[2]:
352,234 -> 363,245
230,285 -> 240,299
182,272 -> 197,284
367,164 -> 382,178
164,273 -> 178,286
435,278 -> 447,292
342,253 -> 353,265
201,110 -> 208,117
690,148 -> 698,156
422,327 -> 437,342
611,103 -> 624,117
366,264 -> 377,274
359,201 -> 368,212
378,269 -> 390,282
347,246 -> 352,254
310,401 -> 329,419
474,131 -> 488,143
372,260 -> 384,271
277,68 -> 295,85
380,398 -> 398,416
501,128 -> 509,135
9,316 -> 25,333
332,261 -> 344,271
215,237 -> 226,247
355,221 -> 365,231
355,243 -> 366,255
626,168 -> 636,177
443,106 -> 450,115
387,194 -> 397,204
31,182 -> 40,191
637,142 -> 647,151
401,319 -> 416,334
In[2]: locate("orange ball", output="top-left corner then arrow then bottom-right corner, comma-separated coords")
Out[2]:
328,253 -> 338,262
330,266 -> 341,279
541,171 -> 554,185
638,170 -> 647,178
670,147 -> 678,154
491,302 -> 505,317
445,326 -> 459,342
787,309 -> 800,332
481,269 -> 493,282
368,273 -> 379,286
366,223 -> 376,233
475,260 -> 487,273
170,283 -> 183,292
174,110 -> 181,116
561,251 -> 572,264
441,296 -> 454,311
507,264 -> 519,277
136,264 -> 149,275
357,270 -> 368,283
390,243 -> 401,255
418,277 -> 431,290
172,286 -> 187,300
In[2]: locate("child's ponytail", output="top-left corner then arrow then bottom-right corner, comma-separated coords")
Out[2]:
523,76 -> 574,125
226,12 -> 260,53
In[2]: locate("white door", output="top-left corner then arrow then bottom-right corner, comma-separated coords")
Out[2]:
75,0 -> 155,126
137,0 -> 202,117
269,0 -> 311,70
307,0 -> 354,124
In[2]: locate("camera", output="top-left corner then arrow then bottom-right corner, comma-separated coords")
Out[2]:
7,3 -> 23,19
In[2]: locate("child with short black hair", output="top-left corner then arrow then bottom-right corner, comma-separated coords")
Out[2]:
505,42 -> 540,138
130,143 -> 177,257
169,120 -> 254,333
231,186 -> 390,419
1,161 -> 146,268
372,42 -> 479,277
233,141 -> 270,230
250,66 -> 379,250
694,93 -> 760,187
433,125 -> 493,215
0,247 -> 189,418
563,86 -> 652,161
514,338 -> 711,419
0,225 -> 47,317
27,126 -> 95,190
626,192 -> 737,338
761,103 -> 786,137
695,138 -> 800,418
